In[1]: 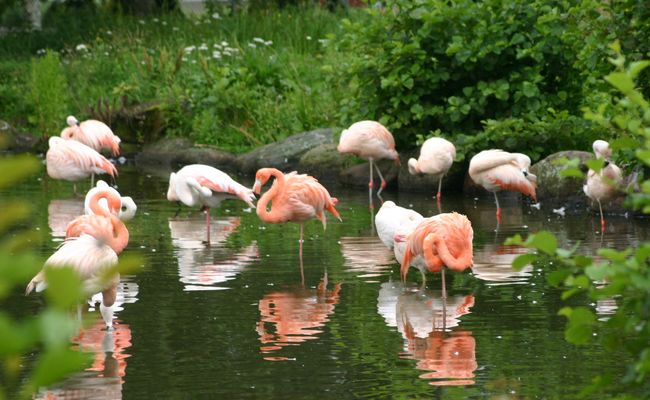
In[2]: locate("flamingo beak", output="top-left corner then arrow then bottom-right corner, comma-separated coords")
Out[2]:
252,179 -> 262,195
395,155 -> 401,166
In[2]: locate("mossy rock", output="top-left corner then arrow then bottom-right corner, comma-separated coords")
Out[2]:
298,143 -> 356,182
0,120 -> 42,153
339,158 -> 400,189
530,150 -> 592,206
135,137 -> 236,172
236,128 -> 334,175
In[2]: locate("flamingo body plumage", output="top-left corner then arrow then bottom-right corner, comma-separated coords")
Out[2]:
468,149 -> 537,220
397,212 -> 474,298
583,140 -> 623,231
46,136 -> 117,184
337,120 -> 399,200
61,115 -> 121,156
408,137 -> 456,202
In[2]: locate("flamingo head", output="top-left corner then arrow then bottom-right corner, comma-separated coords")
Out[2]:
393,153 -> 401,166
66,115 -> 79,127
167,172 -> 178,202
407,158 -> 419,174
252,168 -> 274,195
593,140 -> 612,160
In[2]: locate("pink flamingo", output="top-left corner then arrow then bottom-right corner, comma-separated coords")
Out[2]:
84,180 -> 137,222
396,212 -> 474,299
253,168 -> 342,261
26,188 -> 129,329
167,164 -> 255,245
468,149 -> 537,222
337,120 -> 400,203
583,140 -> 623,232
46,136 -> 118,193
61,115 -> 121,156
408,137 -> 456,206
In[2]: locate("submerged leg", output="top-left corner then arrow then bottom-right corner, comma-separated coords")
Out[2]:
419,269 -> 427,290
436,176 -> 443,206
91,173 -> 95,188
299,223 -> 305,286
101,285 -> 118,331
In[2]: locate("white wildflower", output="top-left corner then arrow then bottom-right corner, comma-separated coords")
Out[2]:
162,21 -> 167,26
248,43 -> 257,48
138,19 -> 145,24
199,43 -> 208,51
173,26 -> 179,31
212,51 -> 221,59
223,50 -> 232,56
253,37 -> 265,43
306,36 -> 312,40
265,40 -> 273,46
184,45 -> 196,54
106,30 -> 112,35
76,44 -> 88,52
212,12 -> 221,20
221,41 -> 229,47
318,38 -> 328,45
36,48 -> 46,55
213,43 -> 222,49
153,18 -> 159,22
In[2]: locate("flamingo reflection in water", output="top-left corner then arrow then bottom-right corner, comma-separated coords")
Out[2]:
36,319 -> 132,400
377,281 -> 477,386
257,273 -> 341,361
169,217 -> 259,291
339,236 -> 395,281
471,243 -> 533,286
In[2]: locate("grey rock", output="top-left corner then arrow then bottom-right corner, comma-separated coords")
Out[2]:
530,151 -> 593,207
236,128 -> 334,174
298,143 -> 356,182
0,120 -> 42,153
339,158 -> 400,189
135,137 -> 236,172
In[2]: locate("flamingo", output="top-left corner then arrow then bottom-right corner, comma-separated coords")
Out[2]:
395,212 -> 474,299
583,140 -> 623,232
337,120 -> 400,204
253,168 -> 342,260
468,149 -> 537,222
61,115 -> 121,156
46,136 -> 118,194
84,180 -> 137,221
26,188 -> 129,329
408,137 -> 456,206
166,164 -> 255,245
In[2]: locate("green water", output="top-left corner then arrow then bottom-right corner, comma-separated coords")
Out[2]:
10,165 -> 646,399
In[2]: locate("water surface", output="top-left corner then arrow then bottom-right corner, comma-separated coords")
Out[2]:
8,166 -> 646,399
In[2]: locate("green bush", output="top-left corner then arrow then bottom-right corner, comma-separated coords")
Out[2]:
28,51 -> 69,138
507,45 -> 650,398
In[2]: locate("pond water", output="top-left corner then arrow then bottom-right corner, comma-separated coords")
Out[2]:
8,164 -> 648,399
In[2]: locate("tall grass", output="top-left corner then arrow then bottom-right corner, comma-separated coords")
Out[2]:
0,6 -> 356,152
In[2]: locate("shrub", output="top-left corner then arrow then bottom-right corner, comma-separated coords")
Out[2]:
28,51 -> 69,137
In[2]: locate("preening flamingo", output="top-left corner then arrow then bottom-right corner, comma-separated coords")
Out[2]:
61,115 -> 121,156
408,137 -> 456,205
337,120 -> 400,204
468,149 -> 537,222
84,180 -> 137,221
253,168 -> 342,258
396,212 -> 474,299
46,136 -> 118,193
26,188 -> 129,329
167,164 -> 255,245
583,140 -> 623,232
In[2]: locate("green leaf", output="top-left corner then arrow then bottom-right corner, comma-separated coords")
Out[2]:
24,347 -> 91,395
512,253 -> 536,271
605,72 -> 634,94
38,309 -> 81,349
525,231 -> 557,255
547,269 -> 571,286
585,158 -> 605,172
44,267 -> 85,310
628,60 -> 650,79
559,306 -> 596,345
0,155 -> 41,189
559,167 -> 584,178
504,234 -> 523,246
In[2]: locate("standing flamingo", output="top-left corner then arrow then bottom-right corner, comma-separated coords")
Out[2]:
468,149 -> 537,222
583,140 -> 623,232
46,136 -> 118,194
26,188 -> 129,330
395,212 -> 474,299
408,137 -> 456,206
167,164 -> 255,245
61,115 -> 121,156
253,168 -> 342,261
337,120 -> 400,204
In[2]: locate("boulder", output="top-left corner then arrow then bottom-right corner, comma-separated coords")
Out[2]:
298,143 -> 357,182
236,128 -> 335,175
135,137 -> 236,172
0,120 -> 42,153
530,151 -> 593,207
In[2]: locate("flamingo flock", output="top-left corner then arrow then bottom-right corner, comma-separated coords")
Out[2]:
32,114 -> 623,334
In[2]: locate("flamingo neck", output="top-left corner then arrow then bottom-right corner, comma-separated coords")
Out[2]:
89,191 -> 115,217
107,213 -> 129,254
256,169 -> 286,223
433,235 -> 472,272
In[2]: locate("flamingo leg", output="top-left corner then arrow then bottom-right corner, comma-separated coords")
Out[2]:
436,176 -> 443,205
368,159 -> 374,208
373,162 -> 387,196
598,199 -> 605,233
205,207 -> 211,245
91,172 -> 95,188
419,268 -> 427,290
299,223 -> 305,286
493,192 -> 502,223
101,285 -> 118,331
441,268 -> 447,301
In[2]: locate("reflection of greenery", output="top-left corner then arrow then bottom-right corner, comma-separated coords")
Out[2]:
0,141 -> 141,398
508,44 -> 650,397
